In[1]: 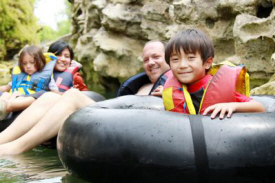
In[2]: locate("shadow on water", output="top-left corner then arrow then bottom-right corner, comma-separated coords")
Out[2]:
0,146 -> 91,183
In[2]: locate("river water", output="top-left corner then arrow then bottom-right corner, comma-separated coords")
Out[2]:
0,146 -> 90,183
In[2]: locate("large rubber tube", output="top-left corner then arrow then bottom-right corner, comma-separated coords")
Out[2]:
0,112 -> 21,132
0,91 -> 105,132
57,95 -> 275,183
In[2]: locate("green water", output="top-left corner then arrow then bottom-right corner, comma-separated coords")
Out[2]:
0,146 -> 90,183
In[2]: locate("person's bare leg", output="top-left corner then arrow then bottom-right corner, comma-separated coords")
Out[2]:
5,97 -> 36,112
0,89 -> 95,155
0,92 -> 61,144
0,92 -> 12,100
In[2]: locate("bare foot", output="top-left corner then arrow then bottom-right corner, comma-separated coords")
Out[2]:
0,143 -> 25,156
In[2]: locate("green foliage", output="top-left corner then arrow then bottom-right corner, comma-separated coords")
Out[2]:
39,26 -> 56,42
39,19 -> 71,42
38,0 -> 72,42
64,0 -> 72,19
0,0 -> 39,60
56,20 -> 71,36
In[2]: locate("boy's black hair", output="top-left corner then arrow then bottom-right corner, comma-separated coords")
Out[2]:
48,40 -> 74,60
165,29 -> 214,65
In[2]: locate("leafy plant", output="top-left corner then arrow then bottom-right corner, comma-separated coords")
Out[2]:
0,0 -> 39,60
38,0 -> 72,42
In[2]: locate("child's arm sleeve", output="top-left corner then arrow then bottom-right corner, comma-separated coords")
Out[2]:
73,72 -> 88,91
49,76 -> 59,91
234,91 -> 252,102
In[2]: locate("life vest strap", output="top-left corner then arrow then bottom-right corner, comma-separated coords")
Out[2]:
58,84 -> 70,91
183,85 -> 196,115
163,87 -> 174,111
15,80 -> 33,95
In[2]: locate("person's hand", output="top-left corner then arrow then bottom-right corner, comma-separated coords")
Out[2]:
73,84 -> 80,89
151,85 -> 163,97
12,91 -> 22,98
203,103 -> 238,119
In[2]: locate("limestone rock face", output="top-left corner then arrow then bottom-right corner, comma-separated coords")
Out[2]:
251,80 -> 275,95
70,0 -> 275,94
251,53 -> 275,95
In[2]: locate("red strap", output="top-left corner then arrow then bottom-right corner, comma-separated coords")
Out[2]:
58,84 -> 70,91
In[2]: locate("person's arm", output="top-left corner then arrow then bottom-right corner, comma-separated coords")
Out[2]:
203,100 -> 265,119
150,85 -> 163,97
73,72 -> 88,91
0,84 -> 11,92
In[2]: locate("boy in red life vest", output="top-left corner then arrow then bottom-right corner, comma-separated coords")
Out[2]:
162,29 -> 265,119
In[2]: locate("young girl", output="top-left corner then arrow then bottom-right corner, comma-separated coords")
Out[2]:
0,45 -> 57,120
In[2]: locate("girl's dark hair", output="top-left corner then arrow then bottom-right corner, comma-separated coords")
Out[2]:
165,29 -> 214,65
48,40 -> 74,60
19,45 -> 46,72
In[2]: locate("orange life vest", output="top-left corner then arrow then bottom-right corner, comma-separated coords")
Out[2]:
163,64 -> 248,114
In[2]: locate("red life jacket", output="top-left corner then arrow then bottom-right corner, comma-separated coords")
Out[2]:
162,64 -> 248,114
54,65 -> 79,92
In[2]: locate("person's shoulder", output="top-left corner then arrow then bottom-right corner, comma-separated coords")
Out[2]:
117,72 -> 151,97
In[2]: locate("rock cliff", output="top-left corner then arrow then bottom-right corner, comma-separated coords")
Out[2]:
69,0 -> 275,94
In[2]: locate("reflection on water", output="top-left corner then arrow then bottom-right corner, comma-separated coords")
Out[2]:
0,146 -> 90,183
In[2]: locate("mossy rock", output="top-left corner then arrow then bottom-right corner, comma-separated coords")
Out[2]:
0,61 -> 13,85
251,81 -> 275,95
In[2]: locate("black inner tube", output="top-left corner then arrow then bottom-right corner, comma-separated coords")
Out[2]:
57,95 -> 275,183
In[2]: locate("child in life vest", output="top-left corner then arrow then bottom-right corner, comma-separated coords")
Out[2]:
48,40 -> 88,93
0,45 -> 57,120
162,29 -> 265,119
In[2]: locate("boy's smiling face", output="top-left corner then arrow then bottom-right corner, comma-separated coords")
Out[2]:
170,48 -> 212,85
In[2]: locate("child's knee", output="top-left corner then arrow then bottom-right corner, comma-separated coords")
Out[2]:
62,89 -> 93,107
63,88 -> 82,98
37,92 -> 61,105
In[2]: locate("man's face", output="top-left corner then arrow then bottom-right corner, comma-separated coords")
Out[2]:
142,42 -> 170,83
